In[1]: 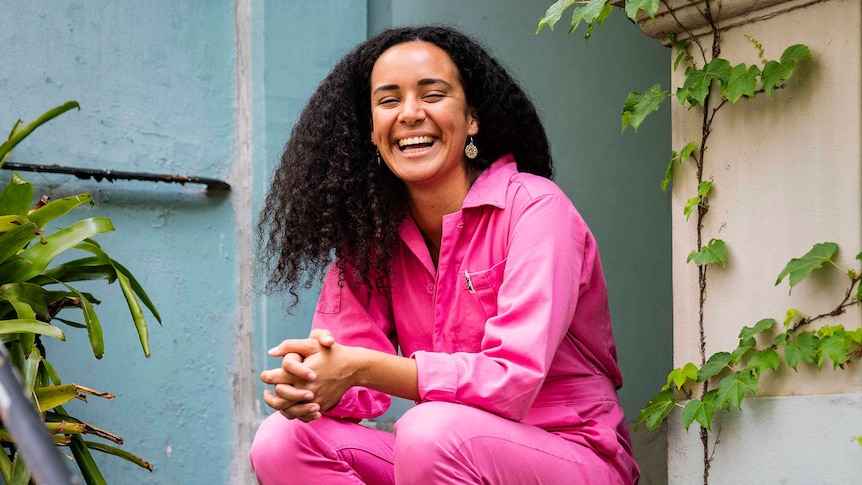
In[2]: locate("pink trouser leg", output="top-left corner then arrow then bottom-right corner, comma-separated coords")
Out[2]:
393,402 -> 621,485
249,412 -> 395,485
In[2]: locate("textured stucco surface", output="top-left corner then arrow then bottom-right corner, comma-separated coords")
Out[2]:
669,393 -> 862,484
1,2 -> 237,483
665,0 -> 862,482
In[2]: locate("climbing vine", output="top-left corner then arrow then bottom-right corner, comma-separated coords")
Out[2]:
538,0 -> 862,483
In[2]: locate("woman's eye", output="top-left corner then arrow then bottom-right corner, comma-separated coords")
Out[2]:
377,97 -> 399,106
424,93 -> 445,101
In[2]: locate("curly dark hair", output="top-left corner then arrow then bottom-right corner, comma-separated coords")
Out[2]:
258,25 -> 553,305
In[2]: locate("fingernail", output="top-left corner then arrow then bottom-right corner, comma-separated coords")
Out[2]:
304,392 -> 313,400
268,347 -> 279,354
308,372 -> 317,380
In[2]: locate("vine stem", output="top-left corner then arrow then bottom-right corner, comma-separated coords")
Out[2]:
789,277 -> 861,332
695,2 -> 722,484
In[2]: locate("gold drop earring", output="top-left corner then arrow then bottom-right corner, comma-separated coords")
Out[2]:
464,136 -> 478,159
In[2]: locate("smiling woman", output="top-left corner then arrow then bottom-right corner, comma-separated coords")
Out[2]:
252,25 -> 639,485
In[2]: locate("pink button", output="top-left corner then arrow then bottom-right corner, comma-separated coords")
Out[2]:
426,283 -> 434,294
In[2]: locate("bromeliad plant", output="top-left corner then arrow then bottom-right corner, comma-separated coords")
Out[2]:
0,101 -> 160,484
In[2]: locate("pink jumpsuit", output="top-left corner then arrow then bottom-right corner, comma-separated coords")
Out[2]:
250,155 -> 640,484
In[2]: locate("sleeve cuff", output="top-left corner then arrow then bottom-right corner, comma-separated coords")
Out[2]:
412,350 -> 458,402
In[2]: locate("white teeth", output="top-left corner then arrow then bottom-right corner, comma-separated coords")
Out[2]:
398,136 -> 435,148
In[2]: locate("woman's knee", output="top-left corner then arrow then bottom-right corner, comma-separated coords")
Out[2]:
249,413 -> 308,471
394,401 -> 465,447
393,402 -> 484,482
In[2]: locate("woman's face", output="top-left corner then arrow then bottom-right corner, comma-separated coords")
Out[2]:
370,41 -> 478,194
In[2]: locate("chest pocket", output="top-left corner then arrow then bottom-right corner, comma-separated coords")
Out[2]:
463,258 -> 507,319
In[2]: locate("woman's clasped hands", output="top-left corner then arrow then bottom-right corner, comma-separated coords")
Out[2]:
260,329 -> 354,422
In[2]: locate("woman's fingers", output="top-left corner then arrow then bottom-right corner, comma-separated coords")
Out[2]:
267,330 -> 336,357
309,328 -> 336,347
268,338 -> 320,358
262,389 -> 321,421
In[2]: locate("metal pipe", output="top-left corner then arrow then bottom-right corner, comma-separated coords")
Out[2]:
0,346 -> 77,485
2,162 -> 231,192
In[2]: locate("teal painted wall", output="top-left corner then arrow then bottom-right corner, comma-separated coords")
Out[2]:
1,1 -> 238,483
251,0 -> 369,412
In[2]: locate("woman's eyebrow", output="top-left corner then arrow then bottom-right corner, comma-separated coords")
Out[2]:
372,78 -> 453,96
418,78 -> 452,88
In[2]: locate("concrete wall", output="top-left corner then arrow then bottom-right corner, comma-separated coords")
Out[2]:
1,1 -> 672,483
631,0 -> 862,482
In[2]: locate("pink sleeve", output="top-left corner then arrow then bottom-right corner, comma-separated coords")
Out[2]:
312,263 -> 397,420
413,192 -> 592,421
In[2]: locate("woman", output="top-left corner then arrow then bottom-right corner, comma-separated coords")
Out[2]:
250,25 -> 639,485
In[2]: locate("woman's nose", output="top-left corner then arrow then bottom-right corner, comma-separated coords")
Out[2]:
398,96 -> 425,125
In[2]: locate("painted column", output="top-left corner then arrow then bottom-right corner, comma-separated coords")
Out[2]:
630,0 -> 862,482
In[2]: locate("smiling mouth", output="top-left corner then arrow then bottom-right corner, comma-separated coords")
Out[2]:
398,136 -> 437,153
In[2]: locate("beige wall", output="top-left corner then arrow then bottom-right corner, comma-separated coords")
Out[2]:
634,0 -> 861,482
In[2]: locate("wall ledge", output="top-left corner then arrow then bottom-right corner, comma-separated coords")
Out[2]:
613,0 -> 832,44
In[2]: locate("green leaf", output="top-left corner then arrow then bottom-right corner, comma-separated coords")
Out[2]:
0,319 -> 64,340
677,70 -> 711,107
622,84 -> 670,132
10,453 -> 31,485
775,242 -> 839,293
783,308 -> 799,328
849,328 -> 862,344
715,370 -> 759,410
785,332 -> 820,370
74,241 -> 159,357
662,142 -> 698,192
761,60 -> 795,98
33,384 -> 78,412
681,390 -> 717,430
0,445 -> 11,484
0,101 -> 80,166
625,0 -> 660,20
22,347 -> 40,395
773,332 -> 788,346
84,441 -> 153,471
783,342 -> 801,370
687,238 -> 727,267
567,0 -> 612,36
0,222 -> 38,266
536,0 -> 578,33
780,44 -> 812,65
0,217 -> 115,285
820,330 -> 851,369
723,63 -> 761,104
704,58 -> 732,86
0,282 -> 50,320
739,318 -> 776,341
636,389 -> 675,431
731,336 -> 756,365
110,259 -> 161,324
664,362 -> 698,390
57,280 -> 104,359
697,351 -> 732,381
759,46 -> 808,98
70,435 -> 108,485
748,348 -> 780,375
31,258 -> 118,286
27,193 -> 93,228
0,173 -> 34,216
683,181 -> 711,220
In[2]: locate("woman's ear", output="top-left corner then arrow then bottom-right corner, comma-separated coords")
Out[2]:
468,108 -> 479,136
